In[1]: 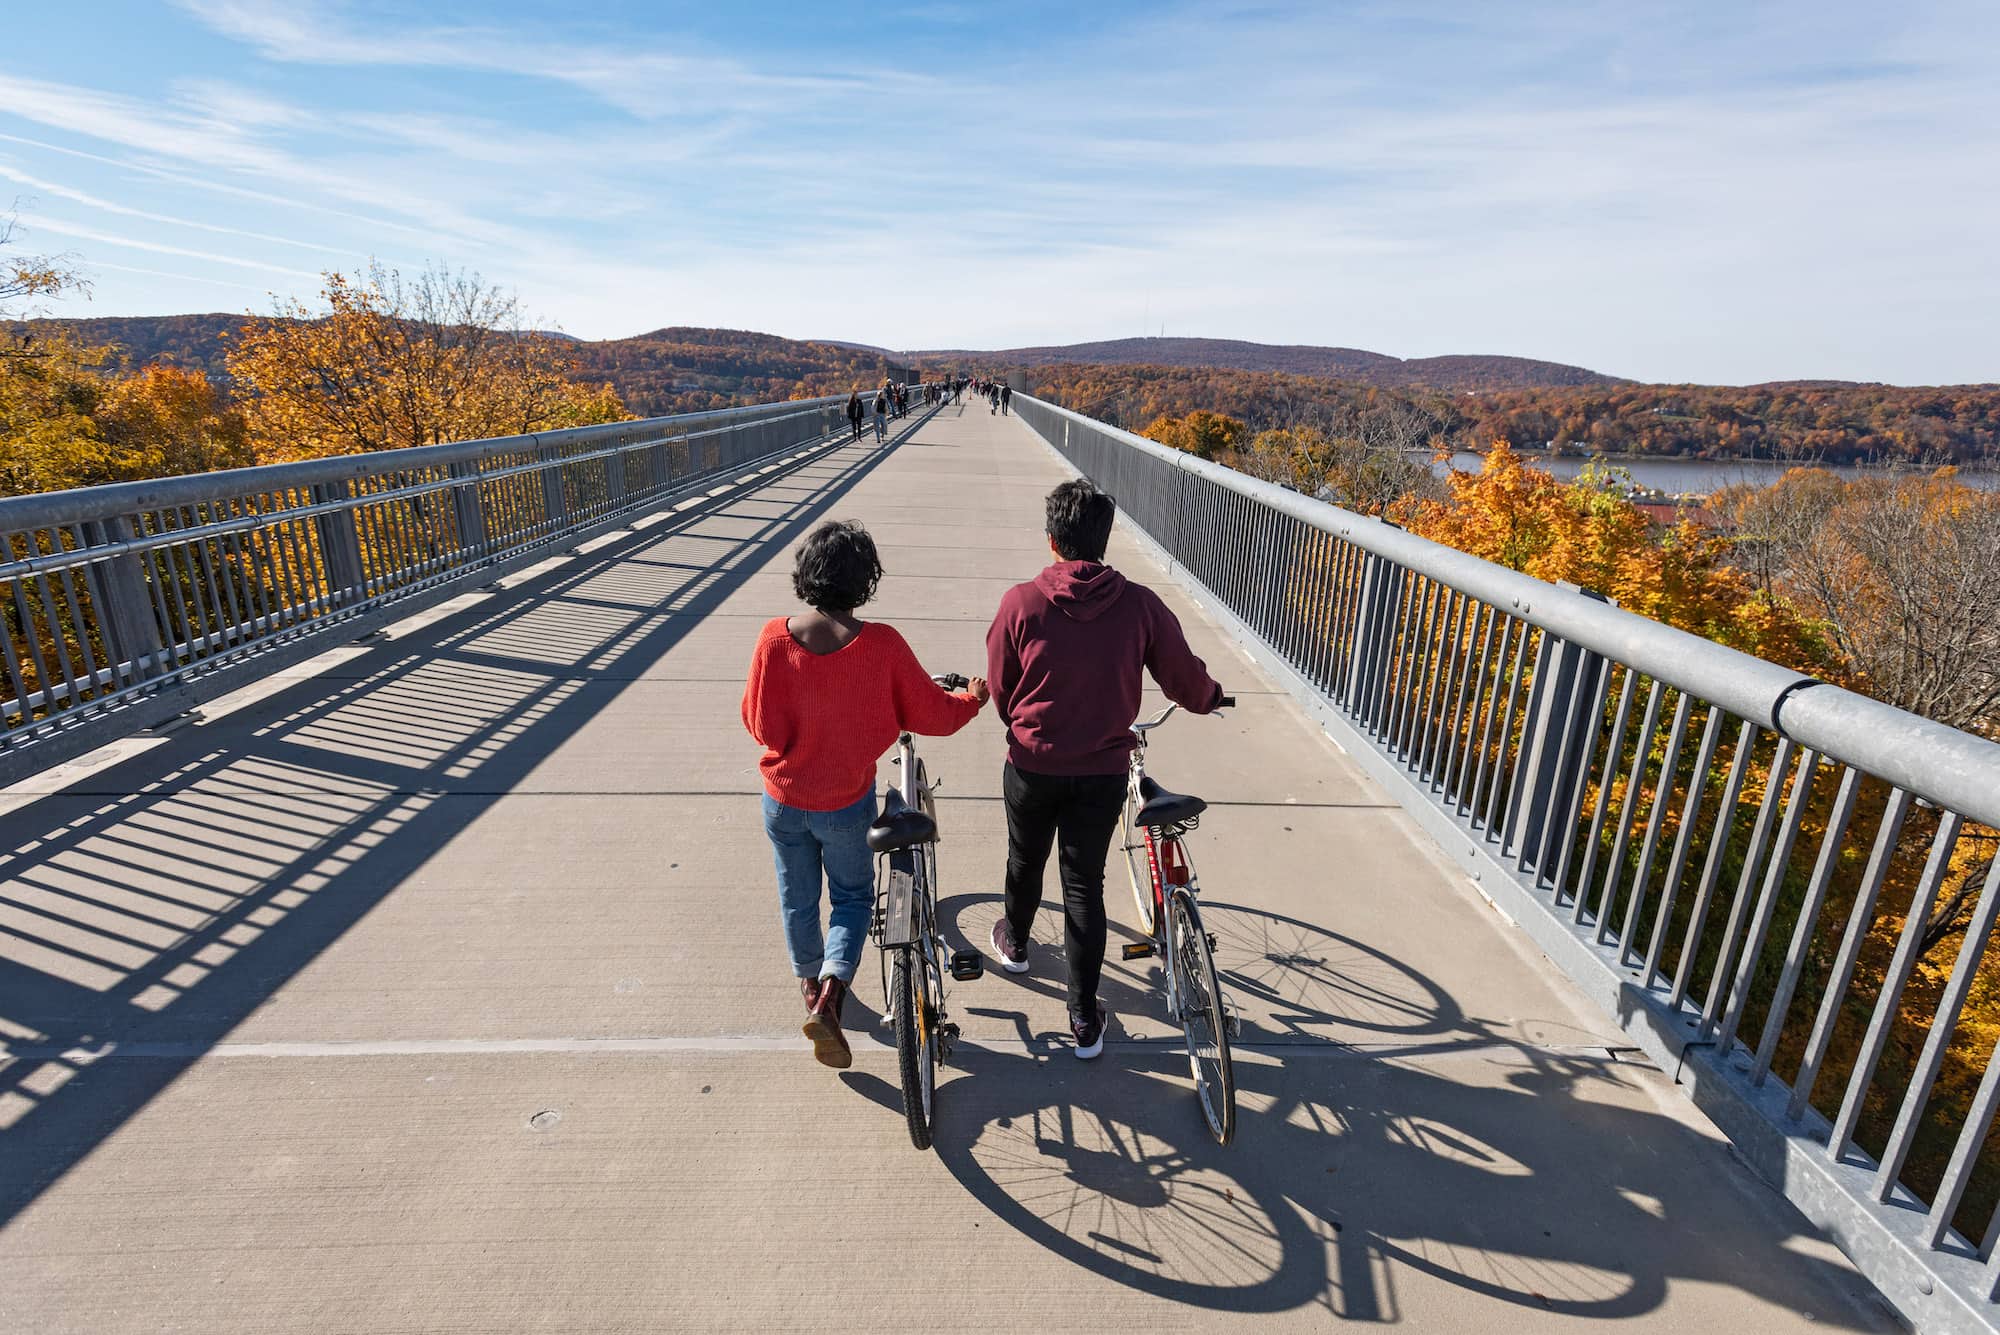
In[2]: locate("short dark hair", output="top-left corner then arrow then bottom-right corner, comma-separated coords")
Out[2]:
1045,480 -> 1116,562
792,520 -> 882,611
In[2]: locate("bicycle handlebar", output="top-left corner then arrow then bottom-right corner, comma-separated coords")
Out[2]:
1134,693 -> 1234,736
932,673 -> 969,690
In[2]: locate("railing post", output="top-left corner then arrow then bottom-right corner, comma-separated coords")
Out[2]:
1343,546 -> 1405,730
449,460 -> 488,557
604,435 -> 628,510
1504,584 -> 1612,872
311,481 -> 368,606
81,515 -> 165,685
539,442 -> 568,532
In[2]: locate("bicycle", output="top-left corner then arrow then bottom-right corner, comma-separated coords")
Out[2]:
867,673 -> 986,1151
1117,696 -> 1239,1144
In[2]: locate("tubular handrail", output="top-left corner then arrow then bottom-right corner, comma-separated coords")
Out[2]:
1015,389 -> 2000,1333
0,386 -> 937,781
1020,394 -> 2000,829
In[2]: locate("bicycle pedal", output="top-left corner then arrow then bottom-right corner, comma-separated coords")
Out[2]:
940,1022 -> 961,1041
1121,942 -> 1155,960
949,949 -> 984,981
1207,933 -> 1219,954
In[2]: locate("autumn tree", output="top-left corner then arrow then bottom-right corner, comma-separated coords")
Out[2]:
227,263 -> 628,461
1392,442 -> 1836,672
1717,467 -> 2000,737
1142,409 -> 1245,460
96,365 -> 253,480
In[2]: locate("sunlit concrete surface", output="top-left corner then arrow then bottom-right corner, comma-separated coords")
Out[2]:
0,400 -> 1899,1331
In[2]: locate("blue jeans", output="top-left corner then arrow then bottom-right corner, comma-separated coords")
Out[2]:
873,413 -> 887,441
762,790 -> 877,982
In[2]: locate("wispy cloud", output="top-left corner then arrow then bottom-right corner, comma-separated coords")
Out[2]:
20,216 -> 321,280
4,1 -> 1994,381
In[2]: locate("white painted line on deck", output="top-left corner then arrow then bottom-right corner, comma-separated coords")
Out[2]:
8,1035 -> 1634,1062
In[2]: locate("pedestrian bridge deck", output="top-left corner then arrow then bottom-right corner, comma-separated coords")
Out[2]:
1,400 -> 1894,1330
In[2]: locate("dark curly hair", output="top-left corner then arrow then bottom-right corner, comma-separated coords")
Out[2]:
792,520 -> 882,612
1046,479 -> 1116,562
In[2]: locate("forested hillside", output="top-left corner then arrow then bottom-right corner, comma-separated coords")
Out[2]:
566,327 -> 909,414
906,335 -> 1625,391
13,317 -> 915,417
1032,363 -> 2000,466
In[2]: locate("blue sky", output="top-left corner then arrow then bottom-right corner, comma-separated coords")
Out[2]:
2,0 -> 1995,383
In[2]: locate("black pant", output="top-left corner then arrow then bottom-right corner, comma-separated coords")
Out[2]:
1002,762 -> 1126,1016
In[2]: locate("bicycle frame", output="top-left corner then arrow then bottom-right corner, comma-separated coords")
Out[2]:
1126,715 -> 1203,1017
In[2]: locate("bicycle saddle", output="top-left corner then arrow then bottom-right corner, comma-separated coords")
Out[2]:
1135,776 -> 1206,827
867,788 -> 938,853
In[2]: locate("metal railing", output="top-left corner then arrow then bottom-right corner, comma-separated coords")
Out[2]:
1016,392 -> 2000,1333
0,392 -> 917,784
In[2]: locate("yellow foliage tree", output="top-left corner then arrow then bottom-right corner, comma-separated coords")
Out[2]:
96,365 -> 253,481
1142,409 -> 1245,461
228,264 -> 628,462
0,329 -> 116,497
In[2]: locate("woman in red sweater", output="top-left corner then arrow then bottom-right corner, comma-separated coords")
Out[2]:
742,520 -> 988,1068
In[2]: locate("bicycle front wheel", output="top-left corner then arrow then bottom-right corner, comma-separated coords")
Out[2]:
891,946 -> 938,1151
1168,888 -> 1236,1145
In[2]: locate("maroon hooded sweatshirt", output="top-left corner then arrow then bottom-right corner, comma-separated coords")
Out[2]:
986,560 -> 1225,776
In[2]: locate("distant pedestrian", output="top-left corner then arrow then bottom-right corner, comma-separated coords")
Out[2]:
1001,384 -> 1013,415
846,390 -> 864,441
874,389 -> 889,443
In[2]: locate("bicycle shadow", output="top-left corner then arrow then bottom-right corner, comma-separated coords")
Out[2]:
920,897 -> 1892,1327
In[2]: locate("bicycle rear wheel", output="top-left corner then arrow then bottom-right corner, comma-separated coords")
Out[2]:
1122,794 -> 1158,937
891,945 -> 938,1150
1168,888 -> 1236,1145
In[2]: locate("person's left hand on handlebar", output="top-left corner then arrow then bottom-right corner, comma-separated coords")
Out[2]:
966,676 -> 991,706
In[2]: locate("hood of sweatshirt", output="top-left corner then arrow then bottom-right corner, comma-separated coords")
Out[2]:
1034,560 -> 1129,622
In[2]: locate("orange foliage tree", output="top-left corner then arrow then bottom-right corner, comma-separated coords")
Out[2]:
1391,442 -> 1840,675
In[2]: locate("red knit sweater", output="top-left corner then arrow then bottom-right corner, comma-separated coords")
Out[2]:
741,618 -> 983,811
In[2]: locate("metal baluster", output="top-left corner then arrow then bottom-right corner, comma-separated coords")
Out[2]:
1594,678 -> 1666,941
1827,810 -> 1961,1161
1752,765 -> 1861,1083
1872,848 -> 2000,1199
1789,787 -> 1912,1120
1572,666 -> 1639,924
1545,657 -> 1613,904
1619,691 -> 1695,959
1715,746 -> 1819,1051
1642,706 -> 1724,988
1670,722 -> 1758,1011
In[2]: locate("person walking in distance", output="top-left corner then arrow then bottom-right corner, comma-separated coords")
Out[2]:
846,390 -> 865,441
743,521 -> 988,1068
985,480 -> 1225,1058
873,388 -> 889,444
1000,383 -> 1013,415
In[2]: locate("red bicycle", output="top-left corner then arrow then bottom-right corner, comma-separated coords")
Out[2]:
1118,698 -> 1238,1144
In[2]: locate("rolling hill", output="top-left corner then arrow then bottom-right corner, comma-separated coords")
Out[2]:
901,335 -> 1628,392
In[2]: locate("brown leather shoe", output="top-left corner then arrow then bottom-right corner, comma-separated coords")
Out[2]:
800,976 -> 822,1012
803,976 -> 852,1069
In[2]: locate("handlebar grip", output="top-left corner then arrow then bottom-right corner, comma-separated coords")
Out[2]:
934,673 -> 969,691
1217,695 -> 1236,710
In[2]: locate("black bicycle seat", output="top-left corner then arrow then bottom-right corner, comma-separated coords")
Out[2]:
1135,776 -> 1206,827
867,789 -> 937,853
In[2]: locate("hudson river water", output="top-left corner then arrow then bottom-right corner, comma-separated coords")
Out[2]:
1427,451 -> 2000,495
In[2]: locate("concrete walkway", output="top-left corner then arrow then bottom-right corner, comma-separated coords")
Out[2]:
0,398 -> 1896,1331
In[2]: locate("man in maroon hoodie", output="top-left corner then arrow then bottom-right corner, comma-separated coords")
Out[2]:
986,479 -> 1225,1058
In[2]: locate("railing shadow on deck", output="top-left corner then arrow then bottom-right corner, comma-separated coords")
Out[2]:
886,894 -> 1897,1327
0,428 -> 917,1226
